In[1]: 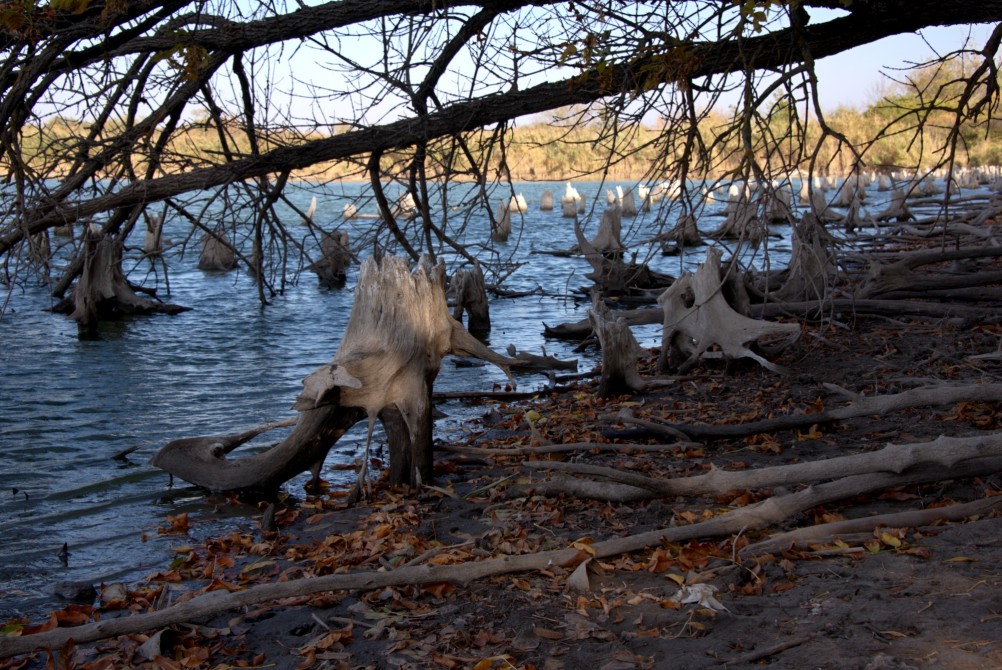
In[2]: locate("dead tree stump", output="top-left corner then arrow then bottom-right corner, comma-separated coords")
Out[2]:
590,299 -> 648,397
774,213 -> 836,303
658,247 -> 800,374
152,256 -> 516,491
311,229 -> 352,288
198,227 -> 238,271
143,213 -> 163,257
52,227 -> 189,338
493,200 -> 512,242
661,213 -> 702,253
451,261 -> 491,335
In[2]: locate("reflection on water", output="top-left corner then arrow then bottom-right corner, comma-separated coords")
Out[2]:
0,179 -> 803,619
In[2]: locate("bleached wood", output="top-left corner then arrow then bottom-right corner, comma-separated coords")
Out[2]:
153,256 -> 517,490
658,247 -> 800,373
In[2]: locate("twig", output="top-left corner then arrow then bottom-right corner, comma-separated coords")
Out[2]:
721,634 -> 815,665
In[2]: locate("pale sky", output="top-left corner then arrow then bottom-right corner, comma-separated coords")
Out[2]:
811,20 -> 995,111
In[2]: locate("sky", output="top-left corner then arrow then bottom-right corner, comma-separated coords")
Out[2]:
810,19 -> 995,111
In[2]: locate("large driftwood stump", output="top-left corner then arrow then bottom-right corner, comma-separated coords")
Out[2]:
658,247 -> 800,373
152,256 -> 515,491
52,228 -> 189,338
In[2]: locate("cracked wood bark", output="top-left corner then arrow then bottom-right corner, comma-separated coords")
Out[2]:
657,247 -> 800,374
152,256 -> 516,490
7,456 -> 1001,659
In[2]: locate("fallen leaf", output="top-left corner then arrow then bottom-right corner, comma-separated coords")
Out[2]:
533,626 -> 565,640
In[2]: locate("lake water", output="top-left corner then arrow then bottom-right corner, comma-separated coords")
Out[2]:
0,176 -> 900,619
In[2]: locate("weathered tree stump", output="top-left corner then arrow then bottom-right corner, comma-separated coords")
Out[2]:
661,213 -> 702,253
493,200 -> 512,242
52,227 -> 189,338
708,198 -> 766,242
588,205 -> 624,253
452,261 -> 491,335
152,256 -> 516,491
657,247 -> 800,374
198,227 -> 238,271
311,229 -> 352,288
143,212 -> 163,257
621,187 -> 638,216
540,190 -> 554,211
591,299 -> 648,397
875,187 -> 915,222
773,213 -> 836,303
574,211 -> 672,295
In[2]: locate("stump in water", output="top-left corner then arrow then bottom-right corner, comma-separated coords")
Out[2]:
152,256 -> 516,491
493,200 -> 512,242
875,188 -> 914,222
574,211 -> 672,295
657,247 -> 800,374
143,213 -> 163,257
451,261 -> 491,336
52,227 -> 189,338
540,190 -> 554,211
661,213 -> 702,253
198,227 -> 238,271
311,229 -> 352,288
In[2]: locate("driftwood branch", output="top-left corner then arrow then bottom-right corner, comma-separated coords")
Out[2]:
522,433 -> 1002,497
613,383 -> 1002,441
743,495 -> 1002,556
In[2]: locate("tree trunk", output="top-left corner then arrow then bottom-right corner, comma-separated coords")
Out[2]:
590,298 -> 648,397
152,256 -> 516,491
773,212 -> 836,303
